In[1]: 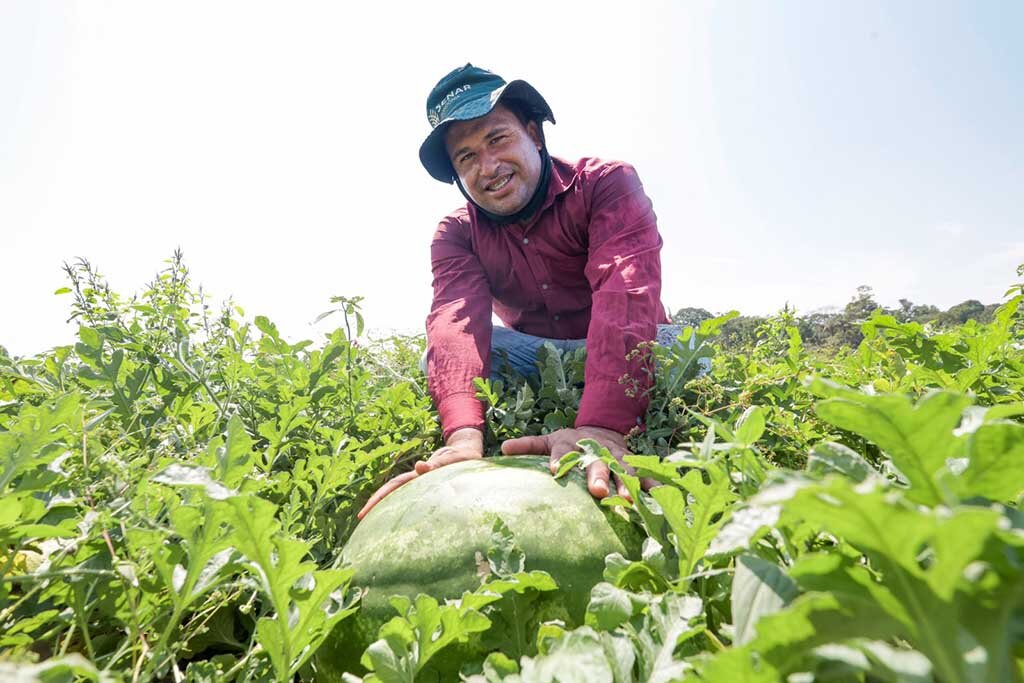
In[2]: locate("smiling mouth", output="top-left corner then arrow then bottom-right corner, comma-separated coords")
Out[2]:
485,174 -> 513,192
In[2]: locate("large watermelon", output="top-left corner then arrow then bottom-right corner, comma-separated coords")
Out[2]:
315,455 -> 641,678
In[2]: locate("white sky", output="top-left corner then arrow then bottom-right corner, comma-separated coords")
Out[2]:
3,1 -> 1022,356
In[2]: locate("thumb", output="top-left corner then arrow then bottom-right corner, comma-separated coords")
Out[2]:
501,435 -> 550,456
416,446 -> 480,474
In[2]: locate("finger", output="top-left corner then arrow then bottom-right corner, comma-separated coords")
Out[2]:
615,474 -> 633,503
586,460 -> 611,499
640,476 -> 660,491
357,471 -> 418,520
610,451 -> 636,477
417,447 -> 482,474
548,440 -> 575,474
501,435 -> 550,456
415,451 -> 439,475
416,447 -> 451,474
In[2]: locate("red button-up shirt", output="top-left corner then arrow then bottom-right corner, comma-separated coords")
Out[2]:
425,156 -> 668,440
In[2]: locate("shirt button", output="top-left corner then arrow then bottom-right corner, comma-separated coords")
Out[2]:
541,283 -> 549,290
522,238 -> 529,244
553,315 -> 560,321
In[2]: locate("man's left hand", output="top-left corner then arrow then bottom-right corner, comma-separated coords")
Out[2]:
501,426 -> 652,500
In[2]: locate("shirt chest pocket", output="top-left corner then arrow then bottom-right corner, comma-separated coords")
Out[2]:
546,250 -> 589,289
478,246 -> 527,302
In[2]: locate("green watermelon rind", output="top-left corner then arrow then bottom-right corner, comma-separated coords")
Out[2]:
314,455 -> 642,677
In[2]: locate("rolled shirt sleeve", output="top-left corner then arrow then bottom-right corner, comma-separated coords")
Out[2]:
576,162 -> 663,433
425,215 -> 492,440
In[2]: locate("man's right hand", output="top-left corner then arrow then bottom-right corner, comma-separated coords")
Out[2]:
413,427 -> 484,475
356,427 -> 484,520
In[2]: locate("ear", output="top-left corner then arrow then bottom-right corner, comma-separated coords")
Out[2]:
525,120 -> 542,150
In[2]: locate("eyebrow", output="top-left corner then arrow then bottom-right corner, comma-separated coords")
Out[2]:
451,126 -> 512,160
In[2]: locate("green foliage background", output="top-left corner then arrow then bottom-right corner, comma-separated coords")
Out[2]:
1,255 -> 1022,682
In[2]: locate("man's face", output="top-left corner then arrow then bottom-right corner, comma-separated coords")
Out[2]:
444,104 -> 543,216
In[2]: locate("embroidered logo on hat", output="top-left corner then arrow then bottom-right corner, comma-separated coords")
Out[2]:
432,84 -> 473,126
418,64 -> 555,183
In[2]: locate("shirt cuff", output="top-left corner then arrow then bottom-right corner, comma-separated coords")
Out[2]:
437,391 -> 486,441
575,378 -> 645,434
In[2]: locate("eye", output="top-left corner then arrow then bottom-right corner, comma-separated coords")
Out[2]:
458,152 -> 475,165
490,135 -> 506,145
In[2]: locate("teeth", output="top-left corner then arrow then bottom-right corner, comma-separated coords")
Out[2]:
488,175 -> 511,191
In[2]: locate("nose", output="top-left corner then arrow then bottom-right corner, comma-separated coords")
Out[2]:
478,147 -> 501,178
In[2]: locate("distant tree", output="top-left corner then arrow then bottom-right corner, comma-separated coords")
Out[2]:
809,286 -> 880,349
708,285 -> 1001,353
896,298 -> 915,322
910,304 -> 940,323
844,285 -> 879,320
672,307 -> 714,329
798,311 -> 844,348
893,298 -> 941,324
937,299 -> 988,326
719,315 -> 765,349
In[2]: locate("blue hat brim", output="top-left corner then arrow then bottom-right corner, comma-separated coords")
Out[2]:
418,80 -> 555,184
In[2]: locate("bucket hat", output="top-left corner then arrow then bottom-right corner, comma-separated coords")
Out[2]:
419,64 -> 555,183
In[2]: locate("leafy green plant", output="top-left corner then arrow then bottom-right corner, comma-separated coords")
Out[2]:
357,519 -> 558,682
1,257 -> 1021,681
0,256 -> 438,681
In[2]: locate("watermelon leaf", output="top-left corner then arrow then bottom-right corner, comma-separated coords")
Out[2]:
809,380 -> 971,505
514,627 -> 632,683
226,495 -> 360,680
653,465 -> 736,582
634,593 -> 705,683
958,421 -> 1024,501
726,475 -> 1023,682
486,517 -> 526,576
734,406 -> 766,447
585,582 -> 638,631
806,441 -> 876,483
731,554 -> 798,646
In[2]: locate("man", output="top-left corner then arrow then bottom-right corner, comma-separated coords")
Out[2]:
357,64 -> 667,520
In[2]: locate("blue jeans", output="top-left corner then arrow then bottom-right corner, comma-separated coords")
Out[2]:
489,326 -> 587,380
421,324 -> 697,379
489,324 -> 694,380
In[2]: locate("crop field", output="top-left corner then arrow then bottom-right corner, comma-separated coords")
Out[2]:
1,256 -> 1022,683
